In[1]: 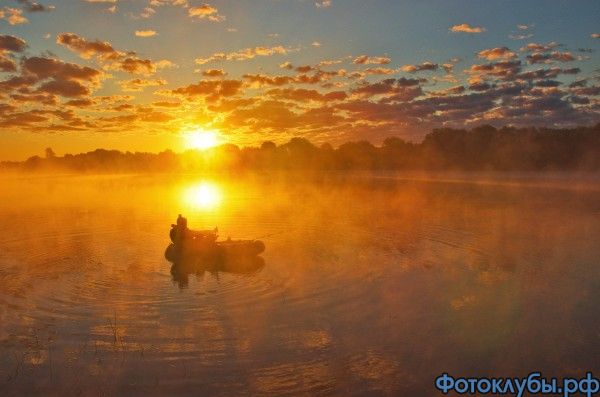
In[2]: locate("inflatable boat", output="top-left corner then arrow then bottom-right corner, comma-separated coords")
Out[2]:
165,218 -> 265,264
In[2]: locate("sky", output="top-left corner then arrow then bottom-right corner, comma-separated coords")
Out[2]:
0,0 -> 599,160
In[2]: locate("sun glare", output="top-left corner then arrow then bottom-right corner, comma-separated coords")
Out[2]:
185,129 -> 220,150
182,181 -> 223,211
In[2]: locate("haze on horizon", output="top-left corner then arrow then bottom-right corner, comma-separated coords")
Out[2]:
0,0 -> 599,160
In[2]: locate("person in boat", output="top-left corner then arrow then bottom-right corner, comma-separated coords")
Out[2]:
173,214 -> 188,243
177,214 -> 187,230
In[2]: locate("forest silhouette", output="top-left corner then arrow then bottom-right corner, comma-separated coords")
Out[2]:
2,124 -> 599,173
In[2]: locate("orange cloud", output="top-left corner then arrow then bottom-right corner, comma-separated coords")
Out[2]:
135,30 -> 158,37
118,78 -> 166,92
201,69 -> 226,77
243,73 -> 295,87
188,4 -> 225,22
166,79 -> 243,101
477,47 -> 517,61
0,7 -> 28,25
57,33 -> 167,75
195,46 -> 294,64
449,23 -> 485,33
57,32 -> 120,60
266,88 -> 346,102
520,42 -> 559,52
401,62 -> 438,73
0,54 -> 17,72
353,55 -> 391,65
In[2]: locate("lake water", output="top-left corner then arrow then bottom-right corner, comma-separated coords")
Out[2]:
0,173 -> 598,396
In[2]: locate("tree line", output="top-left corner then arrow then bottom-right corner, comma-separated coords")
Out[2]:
2,124 -> 599,173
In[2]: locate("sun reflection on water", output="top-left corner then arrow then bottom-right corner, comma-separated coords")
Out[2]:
182,181 -> 223,211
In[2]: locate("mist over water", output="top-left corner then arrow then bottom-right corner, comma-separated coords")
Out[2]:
0,174 -> 598,396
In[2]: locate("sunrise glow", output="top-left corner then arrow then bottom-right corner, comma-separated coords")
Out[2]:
0,1 -> 597,161
185,129 -> 220,150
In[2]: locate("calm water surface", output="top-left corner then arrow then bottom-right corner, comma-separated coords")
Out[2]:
0,174 -> 598,396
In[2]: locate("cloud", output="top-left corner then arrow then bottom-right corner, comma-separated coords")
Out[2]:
429,85 -> 466,96
118,78 -> 166,91
363,67 -> 397,76
266,88 -> 346,102
22,56 -> 102,83
242,73 -> 295,87
15,0 -> 55,12
201,68 -> 226,77
0,35 -> 27,52
526,51 -> 575,64
64,98 -> 95,107
38,79 -> 90,97
353,55 -> 391,65
156,59 -> 177,69
467,60 -> 522,83
315,0 -> 331,8
195,45 -> 295,64
167,79 -> 243,101
0,7 -> 28,24
2,13 -> 597,141
57,32 -> 119,60
150,0 -> 189,6
477,47 -> 517,61
57,32 -> 166,74
401,62 -> 438,73
0,110 -> 49,127
0,56 -> 104,99
442,63 -> 454,73
509,33 -> 533,40
295,65 -> 315,73
0,55 -> 17,72
112,58 -> 156,74
152,101 -> 181,108
139,7 -> 155,18
516,67 -> 580,81
520,42 -> 560,53
311,41 -> 322,47
188,4 -> 224,22
135,30 -> 157,37
351,78 -> 424,103
449,23 -> 485,33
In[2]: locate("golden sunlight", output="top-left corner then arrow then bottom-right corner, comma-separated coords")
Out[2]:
182,181 -> 223,211
185,129 -> 220,150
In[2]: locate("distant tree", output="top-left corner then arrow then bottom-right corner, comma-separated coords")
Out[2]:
5,124 -> 599,173
45,147 -> 56,159
261,141 -> 276,151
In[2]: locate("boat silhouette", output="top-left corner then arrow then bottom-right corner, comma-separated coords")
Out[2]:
165,215 -> 265,282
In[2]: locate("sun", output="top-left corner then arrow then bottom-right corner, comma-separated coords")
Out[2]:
185,128 -> 220,150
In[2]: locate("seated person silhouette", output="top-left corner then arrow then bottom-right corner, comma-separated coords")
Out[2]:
175,214 -> 188,242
